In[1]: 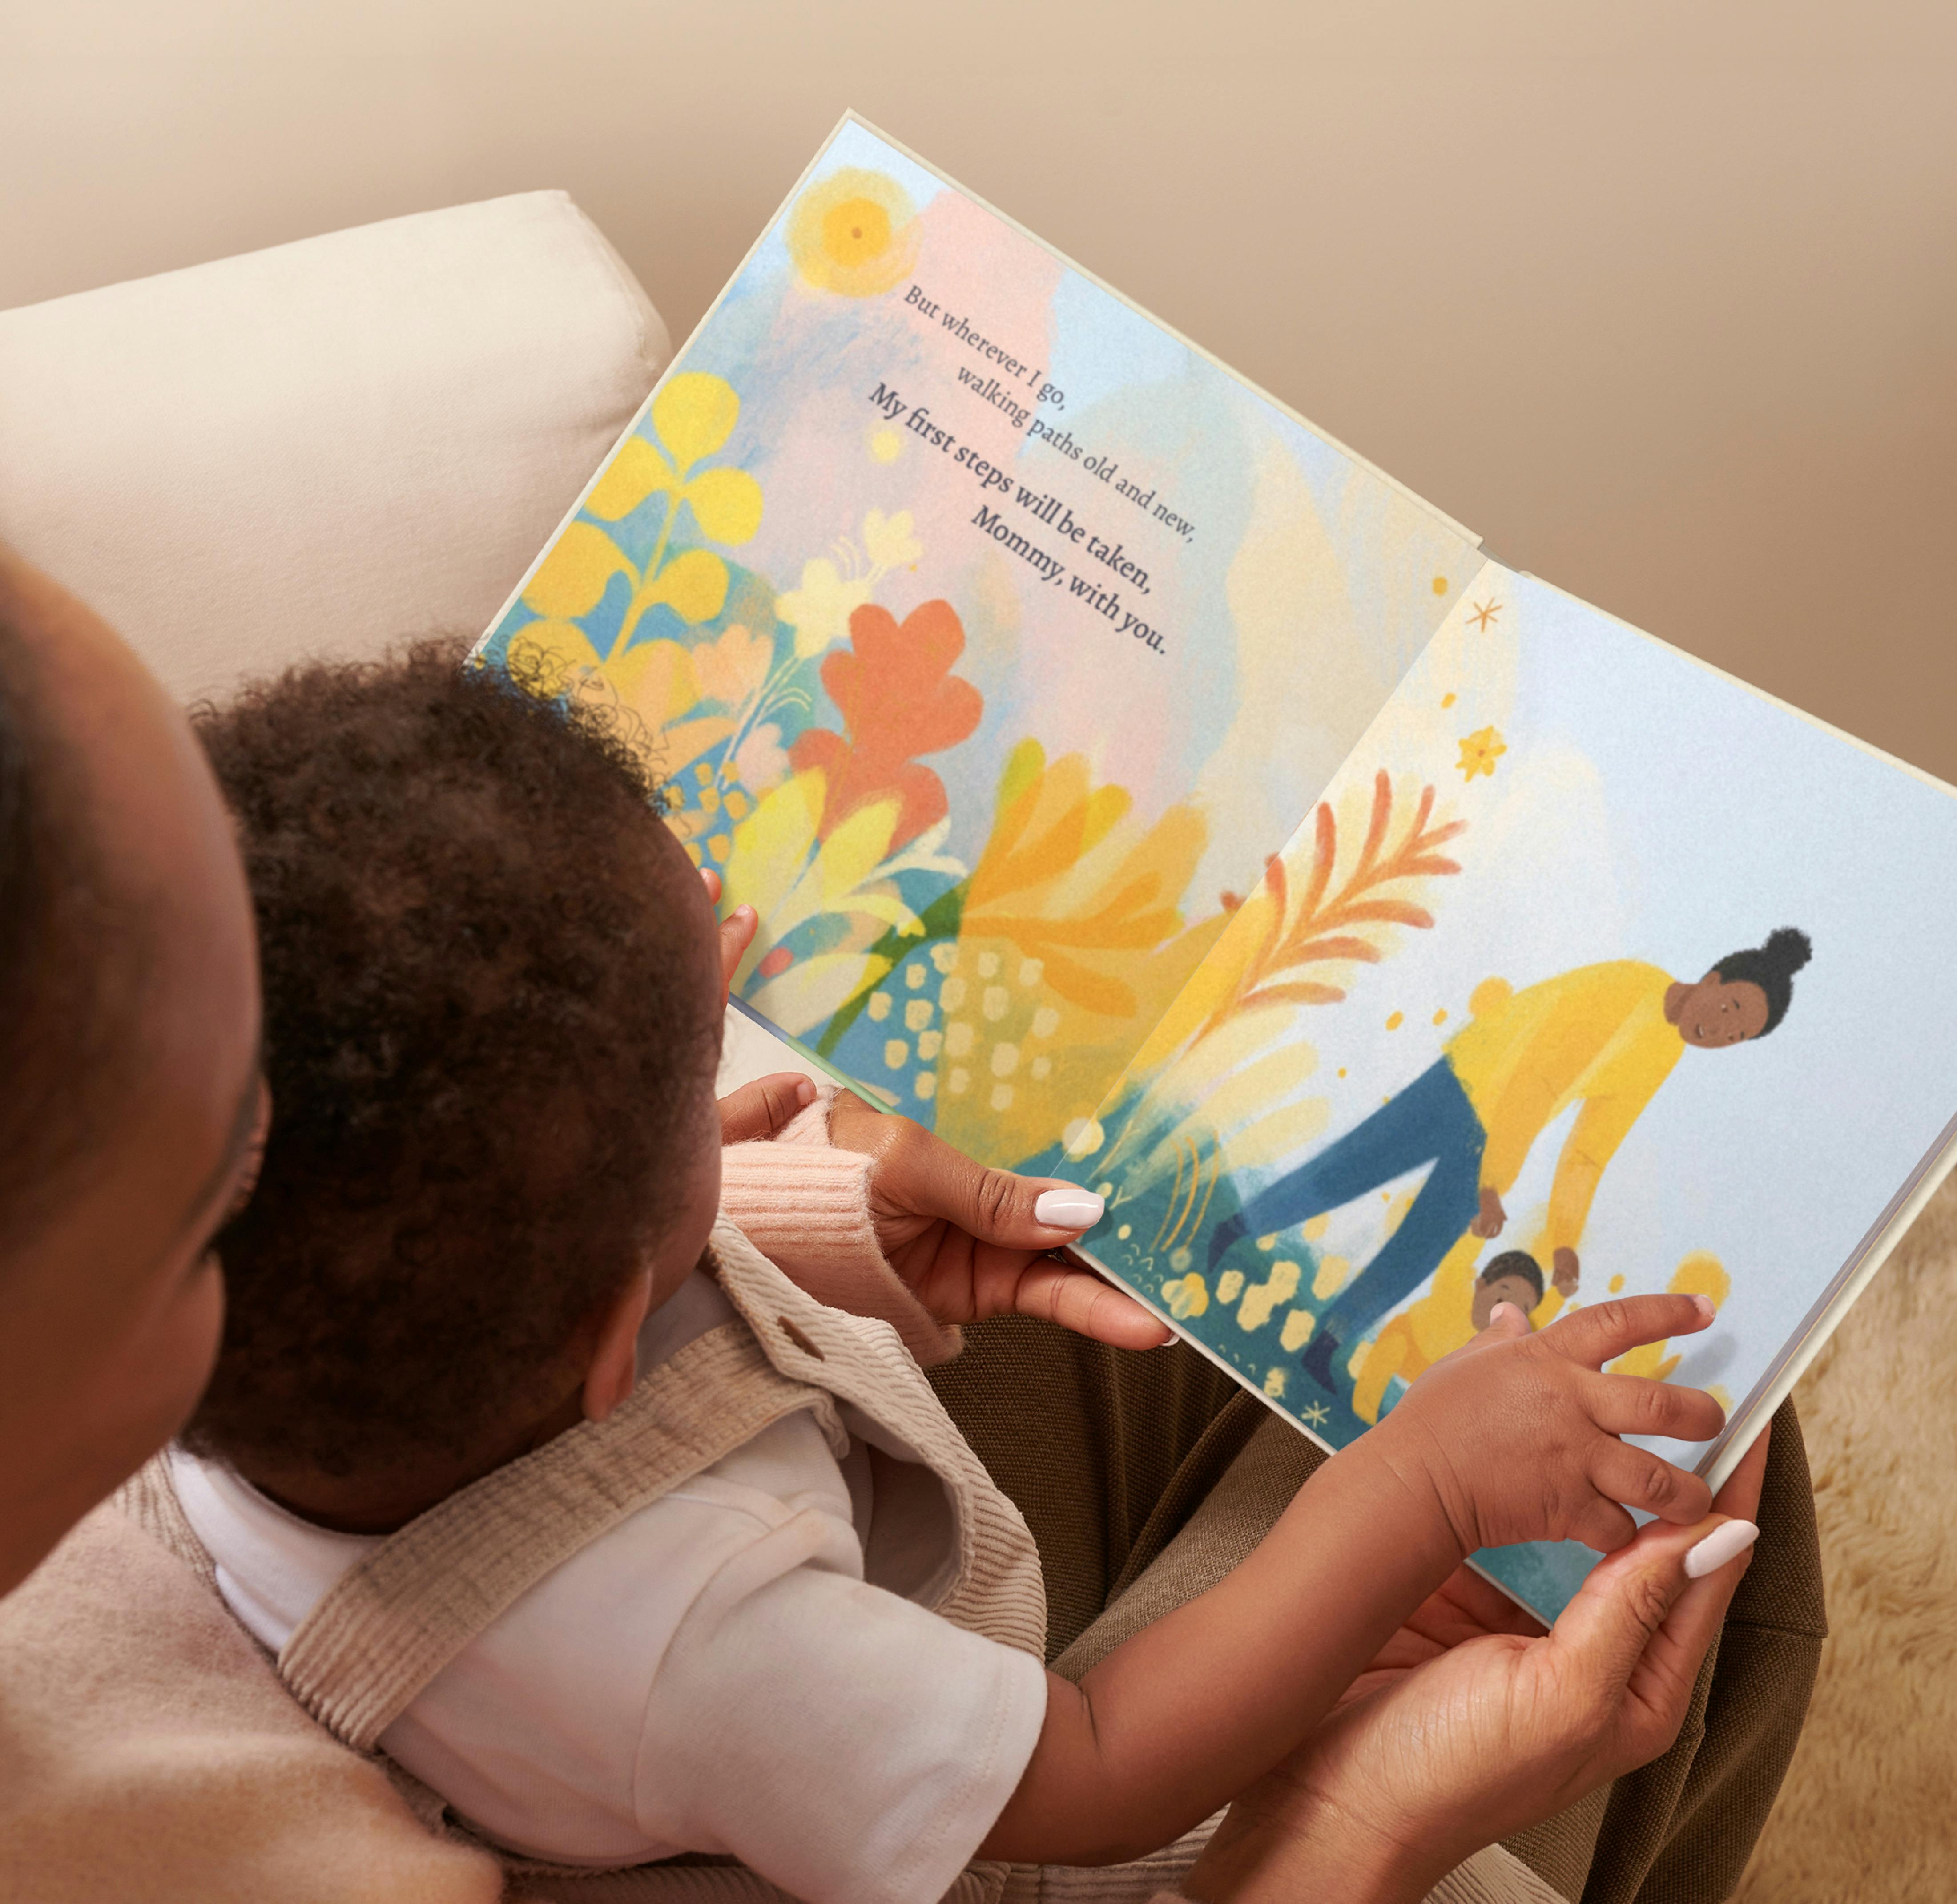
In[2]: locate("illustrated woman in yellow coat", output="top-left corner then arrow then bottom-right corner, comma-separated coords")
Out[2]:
1207,928 -> 1812,1392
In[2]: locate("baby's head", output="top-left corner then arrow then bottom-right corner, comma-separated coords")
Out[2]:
1471,1251 -> 1545,1331
181,641 -> 724,1523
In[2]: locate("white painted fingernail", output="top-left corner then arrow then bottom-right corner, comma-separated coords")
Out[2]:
1490,1302 -> 1521,1325
1691,1294 -> 1715,1323
1034,1190 -> 1104,1229
1683,1520 -> 1758,1579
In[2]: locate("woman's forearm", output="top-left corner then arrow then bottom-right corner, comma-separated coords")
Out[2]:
978,1430 -> 1463,1864
1180,1774 -> 1460,1904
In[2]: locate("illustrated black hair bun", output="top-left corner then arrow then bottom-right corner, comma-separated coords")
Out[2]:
1711,927 -> 1813,1037
1762,927 -> 1813,976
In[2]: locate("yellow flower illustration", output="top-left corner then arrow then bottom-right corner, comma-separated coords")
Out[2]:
777,510 -> 925,660
862,507 -> 922,572
1457,726 -> 1507,781
786,168 -> 920,297
778,558 -> 873,660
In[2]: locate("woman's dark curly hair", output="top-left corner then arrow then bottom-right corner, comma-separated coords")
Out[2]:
182,638 -> 720,1479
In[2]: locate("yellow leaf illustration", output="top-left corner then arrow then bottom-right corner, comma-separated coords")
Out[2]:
587,436 -> 678,521
653,372 -> 741,474
722,772 -> 826,922
644,548 -> 730,625
683,467 -> 764,545
522,522 -> 632,620
817,799 -> 902,910
604,638 -> 698,727
751,950 -> 893,1034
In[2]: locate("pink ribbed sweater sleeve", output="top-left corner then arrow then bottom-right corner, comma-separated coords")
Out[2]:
718,1089 -> 963,1368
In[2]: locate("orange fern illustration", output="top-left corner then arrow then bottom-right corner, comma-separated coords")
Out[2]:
1198,771 -> 1463,1043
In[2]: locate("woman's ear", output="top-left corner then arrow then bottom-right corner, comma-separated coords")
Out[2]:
582,1269 -> 654,1424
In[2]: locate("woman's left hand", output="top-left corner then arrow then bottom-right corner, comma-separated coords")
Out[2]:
703,868 -> 1168,1349
1183,1428 -> 1771,1903
823,1088 -> 1172,1349
716,1075 -> 1170,1350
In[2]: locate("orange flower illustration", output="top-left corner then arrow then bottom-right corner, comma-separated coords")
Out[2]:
789,599 -> 982,848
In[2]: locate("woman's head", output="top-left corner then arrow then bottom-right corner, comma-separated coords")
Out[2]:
182,641 -> 725,1492
1667,928 -> 1812,1048
0,551 -> 262,1597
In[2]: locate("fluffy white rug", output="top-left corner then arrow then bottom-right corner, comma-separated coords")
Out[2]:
1736,1169 -> 1957,1897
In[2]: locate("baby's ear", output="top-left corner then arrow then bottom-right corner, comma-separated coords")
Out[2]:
582,1269 -> 654,1423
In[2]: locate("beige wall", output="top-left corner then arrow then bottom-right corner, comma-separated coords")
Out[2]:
6,0 -> 1953,779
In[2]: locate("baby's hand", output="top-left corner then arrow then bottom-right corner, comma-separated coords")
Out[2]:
1369,1295 -> 1724,1558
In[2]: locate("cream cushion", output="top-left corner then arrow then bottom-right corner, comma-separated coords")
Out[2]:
0,191 -> 806,1093
0,190 -> 668,705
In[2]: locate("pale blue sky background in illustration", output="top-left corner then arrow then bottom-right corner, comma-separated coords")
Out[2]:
1251,570 -> 1957,1448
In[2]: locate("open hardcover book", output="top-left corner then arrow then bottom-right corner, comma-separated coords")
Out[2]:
472,114 -> 1957,1623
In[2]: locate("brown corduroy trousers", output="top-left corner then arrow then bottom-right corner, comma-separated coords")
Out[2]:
931,1320 -> 1824,1904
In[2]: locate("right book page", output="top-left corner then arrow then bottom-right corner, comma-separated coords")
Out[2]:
1062,562 -> 1957,1622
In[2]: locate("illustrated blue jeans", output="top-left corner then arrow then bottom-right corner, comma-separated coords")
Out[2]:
1208,1058 -> 1488,1346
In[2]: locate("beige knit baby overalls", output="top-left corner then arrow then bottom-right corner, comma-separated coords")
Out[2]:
121,1218 -> 1218,1903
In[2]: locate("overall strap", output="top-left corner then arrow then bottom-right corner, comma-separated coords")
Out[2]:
709,1218 -> 1047,1659
278,1317 -> 837,1751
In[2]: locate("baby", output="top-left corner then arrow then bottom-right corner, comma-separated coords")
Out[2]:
170,643 -> 1725,1901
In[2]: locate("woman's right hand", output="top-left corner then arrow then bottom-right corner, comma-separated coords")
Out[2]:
1183,1428 -> 1770,1904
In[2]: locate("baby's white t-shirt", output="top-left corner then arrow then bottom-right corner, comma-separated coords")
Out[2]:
169,1271 -> 1049,1904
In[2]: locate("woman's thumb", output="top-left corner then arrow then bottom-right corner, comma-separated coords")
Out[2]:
1551,1513 -> 1761,1711
920,1142 -> 1105,1246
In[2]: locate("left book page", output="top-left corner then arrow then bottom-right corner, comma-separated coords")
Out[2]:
471,114 -> 1482,1171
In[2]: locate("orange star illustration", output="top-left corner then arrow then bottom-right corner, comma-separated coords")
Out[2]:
1457,726 -> 1507,780
1467,599 -> 1502,632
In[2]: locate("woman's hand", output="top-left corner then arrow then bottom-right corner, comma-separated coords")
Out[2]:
1184,1429 -> 1770,1904
823,1089 -> 1173,1349
714,1075 -> 1171,1350
701,877 -> 1170,1351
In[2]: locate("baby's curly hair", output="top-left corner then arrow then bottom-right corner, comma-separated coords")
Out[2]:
182,638 -> 720,1479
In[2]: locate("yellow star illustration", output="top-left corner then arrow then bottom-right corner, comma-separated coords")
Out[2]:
1301,1400 -> 1330,1428
1457,726 -> 1507,781
1467,599 -> 1502,631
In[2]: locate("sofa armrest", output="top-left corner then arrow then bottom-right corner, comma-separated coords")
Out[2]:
0,191 -> 667,703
